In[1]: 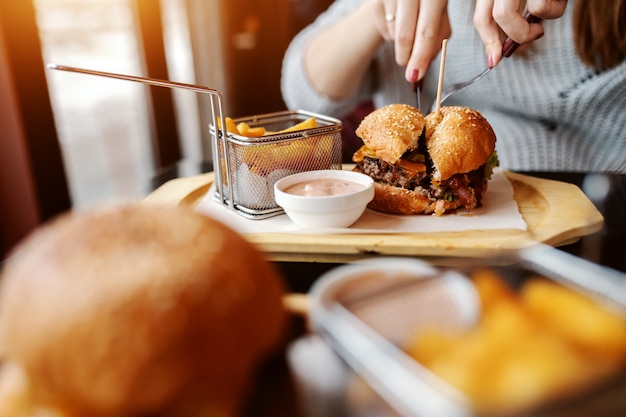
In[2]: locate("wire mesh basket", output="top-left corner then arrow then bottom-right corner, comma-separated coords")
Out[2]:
210,110 -> 343,219
44,64 -> 343,220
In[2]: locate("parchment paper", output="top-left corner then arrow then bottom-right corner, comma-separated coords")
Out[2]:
195,169 -> 527,235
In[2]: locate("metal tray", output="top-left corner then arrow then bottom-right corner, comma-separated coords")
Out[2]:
295,245 -> 626,417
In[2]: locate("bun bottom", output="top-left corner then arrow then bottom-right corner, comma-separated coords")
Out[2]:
368,182 -> 459,215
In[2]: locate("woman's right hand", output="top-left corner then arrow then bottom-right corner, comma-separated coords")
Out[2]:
474,0 -> 568,67
372,0 -> 451,83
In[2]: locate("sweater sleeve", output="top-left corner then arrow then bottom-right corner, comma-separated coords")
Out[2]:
280,0 -> 374,118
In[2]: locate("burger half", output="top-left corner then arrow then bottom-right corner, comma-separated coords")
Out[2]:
352,103 -> 499,216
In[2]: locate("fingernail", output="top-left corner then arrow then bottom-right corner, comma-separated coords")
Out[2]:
408,68 -> 419,83
535,32 -> 545,40
487,55 -> 494,69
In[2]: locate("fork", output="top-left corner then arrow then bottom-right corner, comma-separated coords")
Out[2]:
429,12 -> 541,113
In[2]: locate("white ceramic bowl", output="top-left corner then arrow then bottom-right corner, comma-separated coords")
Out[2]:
274,170 -> 374,228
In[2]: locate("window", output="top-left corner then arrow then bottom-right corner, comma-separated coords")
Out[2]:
35,0 -> 196,208
32,0 -> 328,209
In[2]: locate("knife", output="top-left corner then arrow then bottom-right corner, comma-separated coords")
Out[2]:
412,79 -> 423,112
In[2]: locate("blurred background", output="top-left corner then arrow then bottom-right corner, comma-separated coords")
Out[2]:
0,0 -> 334,258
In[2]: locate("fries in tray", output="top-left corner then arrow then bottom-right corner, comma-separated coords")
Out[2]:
300,248 -> 626,417
406,269 -> 626,415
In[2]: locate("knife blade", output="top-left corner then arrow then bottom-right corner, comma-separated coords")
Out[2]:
412,80 -> 422,112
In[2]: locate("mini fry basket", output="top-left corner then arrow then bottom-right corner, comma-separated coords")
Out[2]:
44,64 -> 343,220
210,110 -> 343,219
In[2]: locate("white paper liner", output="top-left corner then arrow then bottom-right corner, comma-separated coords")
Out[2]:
195,168 -> 527,235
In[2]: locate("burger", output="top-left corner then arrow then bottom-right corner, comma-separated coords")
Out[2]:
0,204 -> 287,417
352,103 -> 499,216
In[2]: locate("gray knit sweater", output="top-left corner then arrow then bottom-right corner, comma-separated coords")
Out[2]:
281,0 -> 626,173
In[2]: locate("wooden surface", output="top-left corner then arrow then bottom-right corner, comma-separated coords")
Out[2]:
143,169 -> 604,263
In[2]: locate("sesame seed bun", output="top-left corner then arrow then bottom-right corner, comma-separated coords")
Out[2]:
426,106 -> 496,181
355,103 -> 426,164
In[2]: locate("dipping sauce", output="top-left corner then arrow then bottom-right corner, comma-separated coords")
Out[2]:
283,178 -> 366,197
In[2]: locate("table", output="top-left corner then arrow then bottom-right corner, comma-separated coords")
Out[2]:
151,161 -> 626,277
151,160 -> 626,417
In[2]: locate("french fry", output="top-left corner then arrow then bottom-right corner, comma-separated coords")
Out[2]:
237,122 -> 266,137
476,326 -> 591,413
405,269 -> 626,415
226,117 -> 240,134
230,115 -> 324,174
522,278 -> 626,360
237,122 -> 249,134
471,268 -> 516,312
277,117 -> 317,133
224,116 -> 317,137
217,117 -> 240,135
405,327 -> 456,367
244,127 -> 267,137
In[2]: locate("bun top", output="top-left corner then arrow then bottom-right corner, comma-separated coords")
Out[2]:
425,106 -> 496,181
355,103 -> 425,164
0,204 -> 286,417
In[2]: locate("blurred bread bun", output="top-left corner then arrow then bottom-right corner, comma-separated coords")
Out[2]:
353,104 -> 497,216
0,204 -> 286,417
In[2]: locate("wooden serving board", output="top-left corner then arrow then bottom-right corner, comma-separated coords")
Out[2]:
143,169 -> 604,263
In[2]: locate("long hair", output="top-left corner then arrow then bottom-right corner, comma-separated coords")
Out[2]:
573,0 -> 626,71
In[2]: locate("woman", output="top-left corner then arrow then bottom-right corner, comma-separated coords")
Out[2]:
281,0 -> 626,172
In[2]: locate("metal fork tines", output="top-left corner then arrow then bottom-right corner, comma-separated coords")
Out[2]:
429,12 -> 541,113
429,67 -> 491,112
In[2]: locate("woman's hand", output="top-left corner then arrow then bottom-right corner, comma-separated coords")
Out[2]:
373,0 -> 451,83
474,0 -> 568,67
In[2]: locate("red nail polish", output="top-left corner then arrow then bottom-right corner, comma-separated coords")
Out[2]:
408,68 -> 419,82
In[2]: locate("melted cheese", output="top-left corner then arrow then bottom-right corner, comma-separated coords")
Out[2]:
353,145 -> 427,177
398,158 -> 426,176
352,145 -> 378,163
